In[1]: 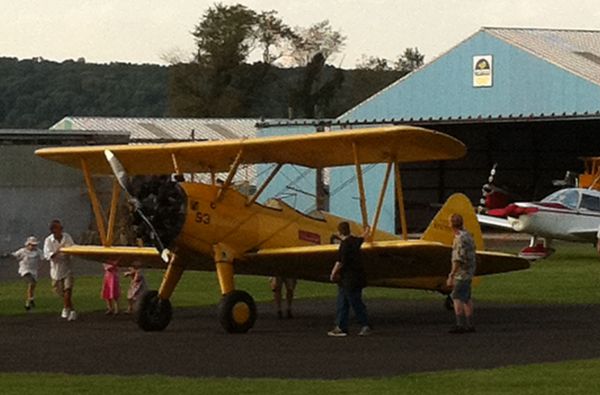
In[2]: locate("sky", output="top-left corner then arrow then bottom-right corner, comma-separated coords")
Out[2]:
2,0 -> 600,68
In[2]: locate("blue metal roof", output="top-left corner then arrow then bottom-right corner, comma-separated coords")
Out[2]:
339,27 -> 600,123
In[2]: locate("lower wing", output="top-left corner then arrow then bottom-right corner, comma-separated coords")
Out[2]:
61,246 -> 165,268
241,240 -> 529,290
567,228 -> 599,242
477,214 -> 514,230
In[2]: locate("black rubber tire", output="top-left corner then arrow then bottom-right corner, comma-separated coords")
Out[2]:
444,295 -> 454,311
136,290 -> 172,332
218,290 -> 257,333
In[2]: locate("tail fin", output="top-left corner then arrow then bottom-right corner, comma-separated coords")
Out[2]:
421,193 -> 484,250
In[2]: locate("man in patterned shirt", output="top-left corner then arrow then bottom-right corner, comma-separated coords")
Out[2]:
446,213 -> 477,334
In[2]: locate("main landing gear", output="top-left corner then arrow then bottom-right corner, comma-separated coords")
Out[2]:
135,245 -> 258,333
519,236 -> 555,260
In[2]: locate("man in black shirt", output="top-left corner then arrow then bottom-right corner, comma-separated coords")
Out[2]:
328,221 -> 371,337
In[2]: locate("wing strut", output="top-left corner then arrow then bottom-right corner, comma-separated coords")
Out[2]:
105,179 -> 121,246
81,158 -> 122,247
246,163 -> 282,206
394,162 -> 408,240
370,161 -> 393,240
352,142 -> 369,228
215,149 -> 243,203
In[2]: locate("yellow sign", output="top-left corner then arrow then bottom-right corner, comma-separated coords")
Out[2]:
473,55 -> 493,87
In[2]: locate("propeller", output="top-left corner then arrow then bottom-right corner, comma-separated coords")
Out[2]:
104,150 -> 171,263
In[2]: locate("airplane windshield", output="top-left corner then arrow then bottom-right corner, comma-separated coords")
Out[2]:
542,189 -> 580,209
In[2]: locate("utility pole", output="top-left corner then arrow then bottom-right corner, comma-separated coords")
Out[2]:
315,122 -> 329,211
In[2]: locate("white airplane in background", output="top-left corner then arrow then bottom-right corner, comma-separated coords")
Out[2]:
477,188 -> 600,260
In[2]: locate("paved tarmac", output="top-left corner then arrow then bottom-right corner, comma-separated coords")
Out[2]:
2,299 -> 600,379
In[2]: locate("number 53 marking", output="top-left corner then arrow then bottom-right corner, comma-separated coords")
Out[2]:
195,212 -> 210,224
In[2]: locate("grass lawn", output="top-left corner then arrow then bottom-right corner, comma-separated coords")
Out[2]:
2,358 -> 600,394
0,241 -> 599,316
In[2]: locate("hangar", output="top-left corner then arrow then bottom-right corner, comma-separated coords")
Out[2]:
259,27 -> 600,232
0,130 -> 129,253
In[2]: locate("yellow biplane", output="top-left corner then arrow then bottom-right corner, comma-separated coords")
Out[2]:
35,126 -> 529,333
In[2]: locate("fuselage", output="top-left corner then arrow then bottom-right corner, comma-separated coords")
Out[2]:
165,182 -> 398,270
496,188 -> 600,242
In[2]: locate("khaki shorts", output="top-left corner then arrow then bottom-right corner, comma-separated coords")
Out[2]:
52,275 -> 74,295
451,278 -> 472,303
270,277 -> 297,291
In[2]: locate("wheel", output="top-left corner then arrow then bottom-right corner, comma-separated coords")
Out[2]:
136,290 -> 172,331
444,295 -> 454,311
218,290 -> 257,333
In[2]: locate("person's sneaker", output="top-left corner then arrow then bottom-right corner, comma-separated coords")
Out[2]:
67,310 -> 77,321
465,326 -> 476,333
61,308 -> 70,319
358,326 -> 372,336
448,325 -> 466,334
24,302 -> 31,311
286,309 -> 293,319
327,327 -> 348,337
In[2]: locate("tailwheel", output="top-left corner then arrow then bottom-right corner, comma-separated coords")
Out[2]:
218,290 -> 257,333
136,290 -> 172,331
444,295 -> 454,311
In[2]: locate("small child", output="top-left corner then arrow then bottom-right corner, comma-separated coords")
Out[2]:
124,265 -> 147,314
101,259 -> 120,315
11,236 -> 43,310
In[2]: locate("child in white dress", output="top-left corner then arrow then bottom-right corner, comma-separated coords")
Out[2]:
11,236 -> 44,310
124,265 -> 147,314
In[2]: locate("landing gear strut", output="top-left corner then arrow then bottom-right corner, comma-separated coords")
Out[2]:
218,290 -> 257,333
137,290 -> 172,331
214,244 -> 257,333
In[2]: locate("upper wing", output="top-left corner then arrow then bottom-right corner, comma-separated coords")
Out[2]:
477,214 -> 515,230
240,240 -> 529,286
35,126 -> 465,175
61,246 -> 166,269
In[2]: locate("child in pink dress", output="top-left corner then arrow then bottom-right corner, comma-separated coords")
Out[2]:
101,259 -> 120,315
124,265 -> 147,314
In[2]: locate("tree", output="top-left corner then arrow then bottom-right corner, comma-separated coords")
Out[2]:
192,3 -> 257,70
254,10 -> 296,64
356,55 -> 391,71
288,53 -> 345,118
394,47 -> 425,74
287,20 -> 346,66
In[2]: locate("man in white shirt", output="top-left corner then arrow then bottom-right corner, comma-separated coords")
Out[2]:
43,219 -> 77,321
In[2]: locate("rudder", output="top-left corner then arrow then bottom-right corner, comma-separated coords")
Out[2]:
421,193 -> 484,250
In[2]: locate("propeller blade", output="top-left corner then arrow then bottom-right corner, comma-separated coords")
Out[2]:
104,150 -> 131,194
103,150 -> 170,263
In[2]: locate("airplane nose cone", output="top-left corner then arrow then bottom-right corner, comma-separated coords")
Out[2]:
508,215 -> 532,232
130,177 -> 187,249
